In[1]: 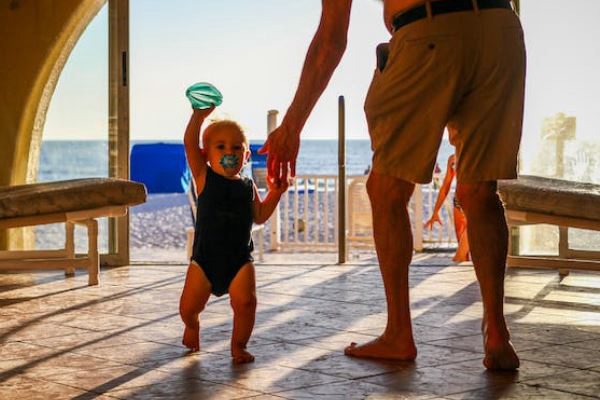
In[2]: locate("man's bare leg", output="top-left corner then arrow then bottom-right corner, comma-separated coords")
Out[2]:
345,171 -> 417,361
457,181 -> 519,370
229,263 -> 257,364
179,263 -> 211,352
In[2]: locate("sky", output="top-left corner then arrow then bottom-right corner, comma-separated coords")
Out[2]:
44,0 -> 600,148
44,0 -> 389,141
519,0 -> 600,158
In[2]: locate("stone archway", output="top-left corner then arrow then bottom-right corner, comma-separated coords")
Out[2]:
0,0 -> 105,249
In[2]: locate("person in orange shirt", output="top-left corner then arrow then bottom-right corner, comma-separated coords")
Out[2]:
425,154 -> 470,262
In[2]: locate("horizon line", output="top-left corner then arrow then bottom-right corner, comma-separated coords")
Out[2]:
41,137 -> 451,142
41,137 -> 373,142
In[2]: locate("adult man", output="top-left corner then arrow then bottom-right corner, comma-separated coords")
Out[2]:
260,0 -> 525,370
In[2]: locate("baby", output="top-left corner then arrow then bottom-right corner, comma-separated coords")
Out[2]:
179,106 -> 288,364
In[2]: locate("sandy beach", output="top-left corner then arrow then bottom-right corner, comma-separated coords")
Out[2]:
33,190 -> 352,260
34,193 -> 194,263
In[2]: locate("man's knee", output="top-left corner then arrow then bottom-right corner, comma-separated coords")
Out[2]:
366,171 -> 414,208
456,181 -> 502,214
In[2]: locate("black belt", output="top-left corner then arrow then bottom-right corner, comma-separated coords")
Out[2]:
392,0 -> 512,32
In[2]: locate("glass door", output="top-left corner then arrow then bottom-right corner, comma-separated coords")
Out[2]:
107,0 -> 130,265
517,0 -> 600,257
39,0 -> 130,266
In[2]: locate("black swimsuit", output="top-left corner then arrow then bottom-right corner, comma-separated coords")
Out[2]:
191,167 -> 254,296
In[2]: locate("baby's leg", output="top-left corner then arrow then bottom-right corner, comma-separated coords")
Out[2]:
228,262 -> 256,364
179,263 -> 212,352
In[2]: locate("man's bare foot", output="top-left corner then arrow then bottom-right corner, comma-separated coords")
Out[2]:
232,347 -> 255,364
482,321 -> 519,370
344,336 -> 417,361
483,338 -> 520,370
182,324 -> 199,352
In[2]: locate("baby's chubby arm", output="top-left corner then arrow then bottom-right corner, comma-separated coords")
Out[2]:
183,106 -> 214,194
252,178 -> 290,225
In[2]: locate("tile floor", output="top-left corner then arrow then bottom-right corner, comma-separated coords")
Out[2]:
1,252 -> 600,399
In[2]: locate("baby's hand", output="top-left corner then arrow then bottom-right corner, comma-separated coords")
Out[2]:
280,177 -> 292,193
193,105 -> 215,120
268,175 -> 292,194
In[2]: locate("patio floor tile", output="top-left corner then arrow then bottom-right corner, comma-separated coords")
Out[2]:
1,252 -> 599,399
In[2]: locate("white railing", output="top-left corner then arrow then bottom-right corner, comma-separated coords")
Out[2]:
277,175 -> 338,249
270,175 -> 457,253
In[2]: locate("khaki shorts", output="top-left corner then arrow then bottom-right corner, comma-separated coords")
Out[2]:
364,8 -> 526,183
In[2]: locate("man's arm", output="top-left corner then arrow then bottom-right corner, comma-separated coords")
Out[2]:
260,0 -> 353,182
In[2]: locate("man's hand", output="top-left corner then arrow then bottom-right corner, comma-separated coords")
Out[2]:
258,123 -> 300,184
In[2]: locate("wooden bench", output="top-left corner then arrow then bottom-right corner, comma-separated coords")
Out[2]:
498,175 -> 600,275
0,178 -> 147,285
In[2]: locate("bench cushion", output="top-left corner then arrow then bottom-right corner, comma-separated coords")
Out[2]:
498,175 -> 600,222
0,178 -> 147,219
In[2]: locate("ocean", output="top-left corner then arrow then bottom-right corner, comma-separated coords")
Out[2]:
38,139 -> 455,182
35,139 -> 456,255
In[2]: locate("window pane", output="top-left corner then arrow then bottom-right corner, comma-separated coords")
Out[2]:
38,5 -> 109,254
520,1 -> 600,181
517,1 -> 600,255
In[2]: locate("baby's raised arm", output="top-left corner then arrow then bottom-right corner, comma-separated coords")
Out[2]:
183,106 -> 214,192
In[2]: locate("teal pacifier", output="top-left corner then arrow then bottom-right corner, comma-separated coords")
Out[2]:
185,82 -> 223,109
220,154 -> 239,169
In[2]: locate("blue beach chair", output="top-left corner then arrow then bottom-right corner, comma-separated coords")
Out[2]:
130,142 -> 189,194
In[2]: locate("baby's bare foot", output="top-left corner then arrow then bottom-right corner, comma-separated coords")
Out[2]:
232,347 -> 255,364
344,336 -> 417,361
182,325 -> 199,352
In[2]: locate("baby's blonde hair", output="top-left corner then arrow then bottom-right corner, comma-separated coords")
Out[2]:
202,120 -> 248,149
